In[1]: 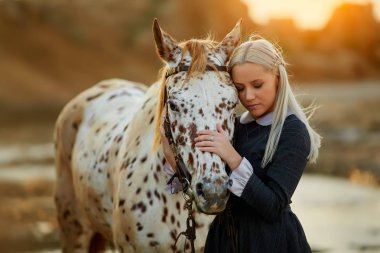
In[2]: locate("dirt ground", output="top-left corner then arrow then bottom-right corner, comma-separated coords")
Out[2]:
0,81 -> 379,252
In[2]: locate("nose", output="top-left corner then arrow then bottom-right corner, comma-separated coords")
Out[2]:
196,182 -> 204,197
245,87 -> 256,101
193,175 -> 230,214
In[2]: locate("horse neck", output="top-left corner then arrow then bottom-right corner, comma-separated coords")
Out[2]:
124,82 -> 164,161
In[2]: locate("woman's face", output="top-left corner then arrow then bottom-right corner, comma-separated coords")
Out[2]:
231,62 -> 278,119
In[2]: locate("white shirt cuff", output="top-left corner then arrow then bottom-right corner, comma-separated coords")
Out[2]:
163,162 -> 182,194
228,157 -> 253,197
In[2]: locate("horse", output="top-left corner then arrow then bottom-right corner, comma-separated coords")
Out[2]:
53,19 -> 241,252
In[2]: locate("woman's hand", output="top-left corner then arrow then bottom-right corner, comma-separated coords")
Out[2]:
195,124 -> 242,171
160,108 -> 176,169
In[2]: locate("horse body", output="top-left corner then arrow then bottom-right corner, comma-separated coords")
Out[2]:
54,20 -> 241,252
54,79 -> 213,252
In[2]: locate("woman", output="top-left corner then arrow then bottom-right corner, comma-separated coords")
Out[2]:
163,36 -> 321,252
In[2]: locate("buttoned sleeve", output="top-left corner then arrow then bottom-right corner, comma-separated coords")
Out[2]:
228,157 -> 254,197
239,119 -> 311,222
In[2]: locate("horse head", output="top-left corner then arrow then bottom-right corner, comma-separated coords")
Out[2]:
153,19 -> 241,214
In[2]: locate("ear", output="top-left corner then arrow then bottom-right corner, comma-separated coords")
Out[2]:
217,19 -> 242,63
153,19 -> 182,67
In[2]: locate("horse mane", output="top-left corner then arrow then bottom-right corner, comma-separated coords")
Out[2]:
152,37 -> 223,150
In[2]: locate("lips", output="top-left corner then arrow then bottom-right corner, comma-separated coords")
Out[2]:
247,104 -> 259,110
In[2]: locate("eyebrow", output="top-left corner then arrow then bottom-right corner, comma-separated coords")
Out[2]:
249,79 -> 264,84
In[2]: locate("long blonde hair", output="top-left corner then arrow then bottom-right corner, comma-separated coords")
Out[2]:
228,35 -> 321,167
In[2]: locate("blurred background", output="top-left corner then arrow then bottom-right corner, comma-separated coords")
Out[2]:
0,0 -> 379,252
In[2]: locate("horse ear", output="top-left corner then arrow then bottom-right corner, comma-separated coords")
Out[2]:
217,19 -> 242,63
153,19 -> 182,66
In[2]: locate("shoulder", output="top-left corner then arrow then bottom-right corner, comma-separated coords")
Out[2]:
282,114 -> 308,136
280,114 -> 310,153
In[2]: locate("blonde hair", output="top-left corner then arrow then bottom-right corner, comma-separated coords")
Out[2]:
229,35 -> 321,167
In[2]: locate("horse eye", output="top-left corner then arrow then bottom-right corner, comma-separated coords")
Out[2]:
168,101 -> 179,112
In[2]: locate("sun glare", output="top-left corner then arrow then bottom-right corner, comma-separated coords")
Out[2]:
241,0 -> 380,29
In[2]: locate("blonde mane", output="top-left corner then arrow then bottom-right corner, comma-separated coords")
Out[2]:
152,38 -> 223,150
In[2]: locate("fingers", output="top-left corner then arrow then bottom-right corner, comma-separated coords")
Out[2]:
216,123 -> 224,134
194,134 -> 216,143
196,129 -> 216,136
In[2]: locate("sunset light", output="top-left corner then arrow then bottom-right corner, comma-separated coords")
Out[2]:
241,0 -> 380,29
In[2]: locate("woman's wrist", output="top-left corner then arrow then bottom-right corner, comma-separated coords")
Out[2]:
226,150 -> 243,171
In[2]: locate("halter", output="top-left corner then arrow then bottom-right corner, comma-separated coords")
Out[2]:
165,65 -> 228,78
163,64 -> 228,253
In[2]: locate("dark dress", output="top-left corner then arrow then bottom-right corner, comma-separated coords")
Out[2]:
204,114 -> 312,253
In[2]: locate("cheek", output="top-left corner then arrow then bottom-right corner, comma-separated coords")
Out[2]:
237,91 -> 246,102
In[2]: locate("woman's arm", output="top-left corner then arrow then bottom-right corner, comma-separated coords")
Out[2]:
239,123 -> 310,221
196,120 -> 311,222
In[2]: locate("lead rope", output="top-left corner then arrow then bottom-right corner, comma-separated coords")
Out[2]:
174,189 -> 196,253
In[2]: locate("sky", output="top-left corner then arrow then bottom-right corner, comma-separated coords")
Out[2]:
241,0 -> 380,29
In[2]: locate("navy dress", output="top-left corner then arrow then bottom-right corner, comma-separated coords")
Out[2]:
204,114 -> 312,253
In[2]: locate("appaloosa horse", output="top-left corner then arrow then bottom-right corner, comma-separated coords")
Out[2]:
54,19 -> 241,252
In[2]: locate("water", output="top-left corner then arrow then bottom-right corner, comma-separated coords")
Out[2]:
293,175 -> 380,253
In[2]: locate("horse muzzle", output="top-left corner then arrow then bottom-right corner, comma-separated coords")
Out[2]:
192,175 -> 230,214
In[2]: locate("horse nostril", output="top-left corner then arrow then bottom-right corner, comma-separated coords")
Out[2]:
196,182 -> 204,197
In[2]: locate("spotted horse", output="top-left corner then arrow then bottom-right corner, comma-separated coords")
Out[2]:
53,19 -> 241,253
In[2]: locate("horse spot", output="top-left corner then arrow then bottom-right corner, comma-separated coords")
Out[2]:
126,172 -> 133,179
170,215 -> 176,224
137,222 -> 143,231
140,156 -> 148,163
219,102 -> 227,108
125,234 -> 130,242
150,241 -> 159,247
147,233 -> 154,238
188,153 -> 194,167
95,127 -> 102,134
162,207 -> 168,222
119,199 -> 125,207
86,92 -> 103,101
170,229 -> 177,241
143,175 -> 149,183
154,190 -> 161,200
153,173 -> 159,183
178,125 -> 186,134
162,194 -> 167,204
136,188 -> 141,195
215,106 -> 222,114
178,136 -> 185,145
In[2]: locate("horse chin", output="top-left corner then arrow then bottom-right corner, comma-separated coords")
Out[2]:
193,193 -> 229,215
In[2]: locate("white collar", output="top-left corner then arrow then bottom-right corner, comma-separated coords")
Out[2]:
239,111 -> 294,126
